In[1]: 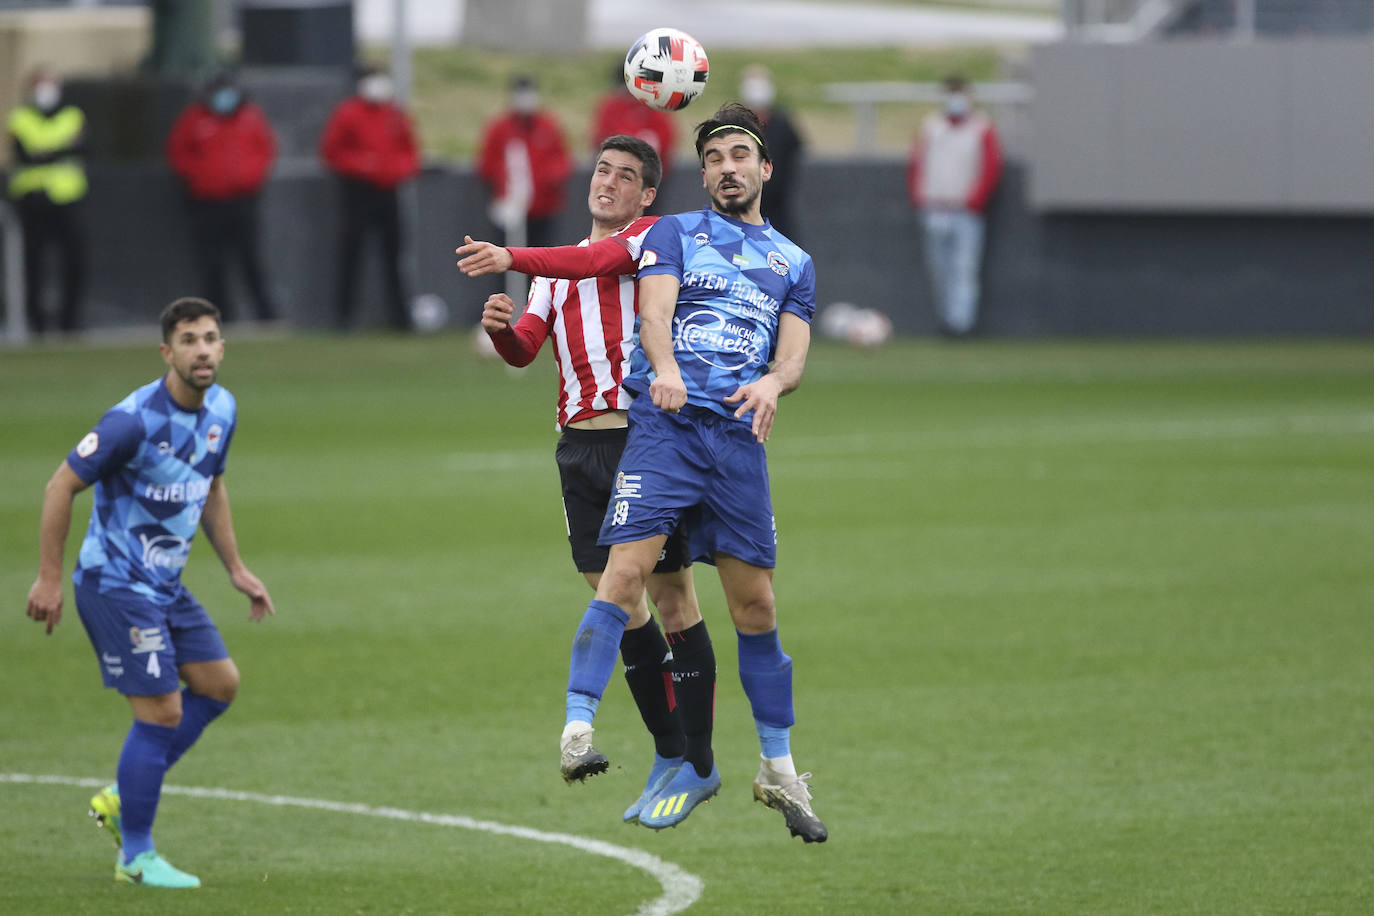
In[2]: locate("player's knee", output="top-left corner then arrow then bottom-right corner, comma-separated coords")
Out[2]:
650,580 -> 702,633
186,659 -> 240,705
729,591 -> 777,634
131,694 -> 183,729
599,564 -> 649,609
204,675 -> 239,705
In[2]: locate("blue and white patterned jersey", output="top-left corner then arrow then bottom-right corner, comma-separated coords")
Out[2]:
66,377 -> 236,604
627,207 -> 816,421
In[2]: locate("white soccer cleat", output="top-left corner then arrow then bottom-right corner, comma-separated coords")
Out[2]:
560,722 -> 609,783
752,766 -> 828,843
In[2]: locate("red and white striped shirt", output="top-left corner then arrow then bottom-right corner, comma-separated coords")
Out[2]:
487,215 -> 658,429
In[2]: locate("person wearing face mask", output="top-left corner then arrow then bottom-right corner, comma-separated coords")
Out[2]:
739,65 -> 805,240
319,65 -> 421,331
6,66 -> 89,335
477,74 -> 573,252
166,73 -> 279,323
906,73 -> 1002,337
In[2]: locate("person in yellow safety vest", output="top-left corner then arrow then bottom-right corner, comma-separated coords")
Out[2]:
7,66 -> 89,334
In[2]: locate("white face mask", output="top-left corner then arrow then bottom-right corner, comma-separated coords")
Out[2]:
944,93 -> 971,118
33,82 -> 61,110
359,75 -> 393,103
512,88 -> 539,115
740,77 -> 775,109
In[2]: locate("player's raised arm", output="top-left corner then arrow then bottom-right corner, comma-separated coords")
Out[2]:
457,235 -> 637,280
455,235 -> 514,276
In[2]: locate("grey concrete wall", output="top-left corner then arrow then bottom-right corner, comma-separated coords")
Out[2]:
19,157 -> 1372,339
1030,39 -> 1374,213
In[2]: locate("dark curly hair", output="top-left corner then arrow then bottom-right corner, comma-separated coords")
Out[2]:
693,102 -> 770,165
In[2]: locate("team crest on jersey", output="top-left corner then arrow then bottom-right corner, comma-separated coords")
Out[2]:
76,431 -> 99,458
129,626 -> 167,654
206,423 -> 223,453
693,232 -> 710,246
767,252 -> 790,276
639,250 -> 658,269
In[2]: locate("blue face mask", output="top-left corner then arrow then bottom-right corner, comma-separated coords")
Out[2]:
210,88 -> 241,114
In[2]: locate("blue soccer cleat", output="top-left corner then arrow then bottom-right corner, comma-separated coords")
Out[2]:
638,763 -> 720,830
114,850 -> 201,888
89,783 -> 121,848
623,755 -> 683,824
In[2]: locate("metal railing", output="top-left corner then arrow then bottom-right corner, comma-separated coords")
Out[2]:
1,199 -> 28,346
821,81 -> 1034,155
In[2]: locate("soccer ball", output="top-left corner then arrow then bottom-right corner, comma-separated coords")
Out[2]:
623,27 -> 709,112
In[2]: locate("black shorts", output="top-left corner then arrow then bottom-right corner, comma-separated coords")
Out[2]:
555,426 -> 691,574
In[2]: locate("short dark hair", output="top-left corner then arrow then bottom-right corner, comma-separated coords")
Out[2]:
598,134 -> 662,191
160,297 -> 221,342
694,102 -> 770,164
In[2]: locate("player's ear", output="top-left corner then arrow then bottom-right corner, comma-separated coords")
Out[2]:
641,185 -> 657,208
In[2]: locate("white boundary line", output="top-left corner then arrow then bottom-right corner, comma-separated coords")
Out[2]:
1,773 -> 703,916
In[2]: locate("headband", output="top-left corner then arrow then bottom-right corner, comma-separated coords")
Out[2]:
707,123 -> 766,152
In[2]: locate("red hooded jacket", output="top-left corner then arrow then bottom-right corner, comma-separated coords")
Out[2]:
589,90 -> 677,177
166,102 -> 276,201
477,110 -> 572,220
319,96 -> 420,190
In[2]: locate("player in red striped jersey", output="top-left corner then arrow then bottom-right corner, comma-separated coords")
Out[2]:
457,136 -> 710,824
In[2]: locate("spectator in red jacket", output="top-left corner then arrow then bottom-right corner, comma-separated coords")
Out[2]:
589,61 -> 676,190
166,73 -> 278,322
477,74 -> 572,251
319,65 -> 421,330
906,73 -> 1002,337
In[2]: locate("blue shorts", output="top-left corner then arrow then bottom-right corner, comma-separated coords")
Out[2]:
598,397 -> 777,569
74,584 -> 229,696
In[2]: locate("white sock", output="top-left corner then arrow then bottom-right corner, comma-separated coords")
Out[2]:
761,753 -> 797,781
561,720 -> 593,742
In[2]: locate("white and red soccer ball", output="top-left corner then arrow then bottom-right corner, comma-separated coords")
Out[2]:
623,27 -> 709,112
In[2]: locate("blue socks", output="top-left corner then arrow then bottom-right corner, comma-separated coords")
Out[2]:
737,629 -> 795,759
566,600 -> 629,724
165,689 -> 229,769
116,719 -> 176,861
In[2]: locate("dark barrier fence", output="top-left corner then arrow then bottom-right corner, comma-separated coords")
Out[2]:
7,156 -> 1374,339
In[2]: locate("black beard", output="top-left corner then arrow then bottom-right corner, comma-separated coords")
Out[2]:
179,365 -> 216,390
714,186 -> 758,216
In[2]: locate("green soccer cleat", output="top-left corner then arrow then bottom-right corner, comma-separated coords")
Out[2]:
89,784 -> 121,848
114,850 -> 201,889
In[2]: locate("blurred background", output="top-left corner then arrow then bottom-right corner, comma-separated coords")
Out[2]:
2,0 -> 1372,342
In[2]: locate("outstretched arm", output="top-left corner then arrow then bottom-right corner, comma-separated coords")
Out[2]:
456,235 -> 636,280
200,476 -> 275,622
25,461 -> 88,635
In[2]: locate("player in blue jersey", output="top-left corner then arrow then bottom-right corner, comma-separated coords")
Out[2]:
561,102 -> 827,842
25,297 -> 275,888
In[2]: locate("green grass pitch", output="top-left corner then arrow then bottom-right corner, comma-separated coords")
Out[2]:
2,332 -> 1372,914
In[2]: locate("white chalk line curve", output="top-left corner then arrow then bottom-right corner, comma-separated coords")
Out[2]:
1,773 -> 703,916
